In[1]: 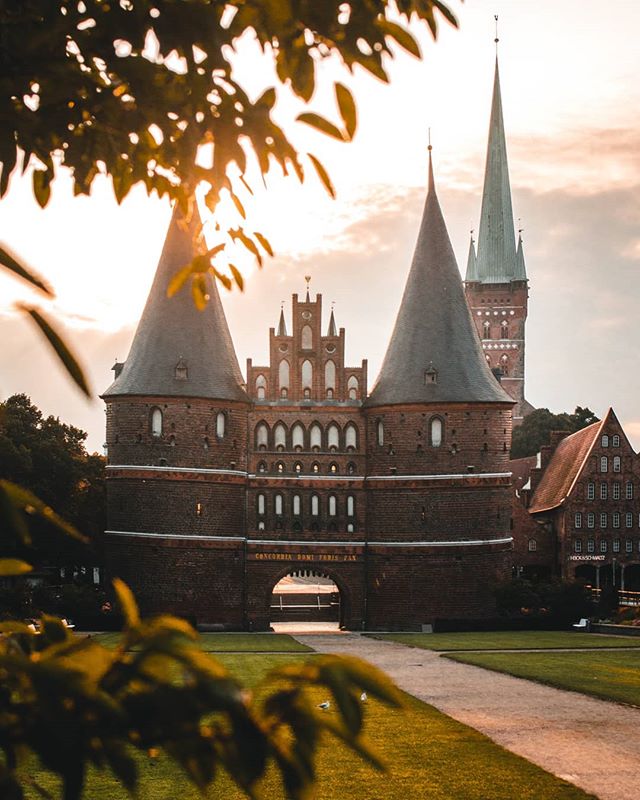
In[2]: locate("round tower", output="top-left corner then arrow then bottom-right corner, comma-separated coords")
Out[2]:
364,152 -> 515,629
102,201 -> 250,625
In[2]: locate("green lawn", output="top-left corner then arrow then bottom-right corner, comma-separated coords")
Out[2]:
368,630 -> 640,651
445,649 -> 640,707
23,653 -> 594,800
93,631 -> 312,652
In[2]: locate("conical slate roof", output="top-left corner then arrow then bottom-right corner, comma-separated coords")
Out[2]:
514,232 -> 527,280
327,308 -> 338,336
277,306 -> 288,336
475,59 -> 525,283
366,153 -> 512,407
103,202 -> 248,402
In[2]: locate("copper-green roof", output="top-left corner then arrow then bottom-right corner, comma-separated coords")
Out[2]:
103,203 -> 248,402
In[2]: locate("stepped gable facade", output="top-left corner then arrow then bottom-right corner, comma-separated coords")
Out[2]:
102,148 -> 517,630
464,58 -> 533,424
512,409 -> 640,591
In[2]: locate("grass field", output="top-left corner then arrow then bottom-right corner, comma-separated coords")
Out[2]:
22,653 -> 594,800
369,630 -> 640,651
445,649 -> 640,707
93,631 -> 312,652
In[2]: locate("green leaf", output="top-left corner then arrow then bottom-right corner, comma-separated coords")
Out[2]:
113,578 -> 140,628
380,20 -> 421,58
16,304 -> 91,397
228,264 -> 244,291
33,170 -> 51,208
296,113 -> 345,142
0,480 -> 87,543
253,232 -> 274,257
0,559 -> 32,576
335,83 -> 357,140
308,154 -> 335,199
167,264 -> 193,298
0,244 -> 54,296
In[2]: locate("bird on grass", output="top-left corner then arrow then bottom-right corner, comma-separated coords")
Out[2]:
318,700 -> 331,710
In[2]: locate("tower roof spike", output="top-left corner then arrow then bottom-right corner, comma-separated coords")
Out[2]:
475,53 -> 520,283
367,152 -> 511,407
327,302 -> 338,337
103,201 -> 247,401
277,302 -> 288,337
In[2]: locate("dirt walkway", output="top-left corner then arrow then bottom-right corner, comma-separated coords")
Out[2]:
295,633 -> 640,800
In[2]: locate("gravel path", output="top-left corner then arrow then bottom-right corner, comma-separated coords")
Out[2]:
295,633 -> 640,800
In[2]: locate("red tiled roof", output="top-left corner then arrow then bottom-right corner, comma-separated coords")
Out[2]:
509,455 -> 537,493
529,420 -> 604,513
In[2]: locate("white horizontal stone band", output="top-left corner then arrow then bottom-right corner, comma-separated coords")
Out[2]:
105,530 -> 512,547
107,465 -> 512,482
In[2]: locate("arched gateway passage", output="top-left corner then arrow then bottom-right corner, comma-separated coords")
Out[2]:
270,570 -> 342,628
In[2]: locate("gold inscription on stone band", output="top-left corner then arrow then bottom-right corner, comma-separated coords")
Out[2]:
253,552 -> 358,562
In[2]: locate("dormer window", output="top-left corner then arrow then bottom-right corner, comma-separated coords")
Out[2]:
174,358 -> 188,381
424,363 -> 438,385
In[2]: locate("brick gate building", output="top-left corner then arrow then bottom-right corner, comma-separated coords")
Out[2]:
102,58 -> 525,630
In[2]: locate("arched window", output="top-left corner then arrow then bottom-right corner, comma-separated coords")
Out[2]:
301,360 -> 313,392
328,496 -> 337,516
216,411 -> 226,439
601,434 -> 609,448
203,437 -> 209,450
311,495 -> 319,516
500,320 -> 508,339
257,460 -> 267,473
257,493 -> 265,516
255,374 -> 267,399
325,360 -> 336,393
613,456 -> 621,473
500,354 -> 509,376
301,325 -> 313,350
274,423 -> 286,451
347,523 -> 355,533
151,407 -> 163,437
274,494 -> 283,515
483,321 -> 491,339
528,538 -> 537,552
292,495 -> 301,515
347,496 -> 355,517
600,456 -> 608,473
377,419 -> 384,446
345,424 -> 357,451
612,435 -> 620,447
275,461 -> 285,474
347,375 -> 358,400
329,462 -> 338,474
279,359 -> 290,391
294,461 -> 303,474
310,423 -> 322,451
292,423 -> 304,450
626,482 -> 634,500
347,462 -> 356,475
328,423 -> 340,451
256,423 -> 268,450
430,417 -> 443,448
312,462 -> 320,474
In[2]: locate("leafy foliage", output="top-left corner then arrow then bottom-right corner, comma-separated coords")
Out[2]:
511,407 -> 600,459
494,578 -> 596,625
0,589 -> 401,800
1,0 -> 458,292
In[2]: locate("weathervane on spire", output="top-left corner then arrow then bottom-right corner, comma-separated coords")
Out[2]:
494,14 -> 499,54
304,275 -> 311,302
470,228 -> 475,244
428,127 -> 432,152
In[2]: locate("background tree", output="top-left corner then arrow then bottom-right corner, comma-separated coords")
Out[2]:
511,406 -> 599,460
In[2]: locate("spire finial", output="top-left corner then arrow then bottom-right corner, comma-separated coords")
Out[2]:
494,15 -> 499,55
304,274 -> 311,302
470,228 -> 475,244
428,127 -> 432,152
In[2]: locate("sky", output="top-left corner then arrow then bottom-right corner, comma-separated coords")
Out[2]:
1,0 -> 640,453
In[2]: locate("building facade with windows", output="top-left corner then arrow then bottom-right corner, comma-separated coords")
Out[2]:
102,56 -> 528,630
512,409 -> 640,590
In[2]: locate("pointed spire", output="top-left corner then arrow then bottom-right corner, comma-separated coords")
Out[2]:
277,303 -> 288,336
367,151 -> 511,407
514,229 -> 527,280
475,57 -> 520,283
465,231 -> 478,281
103,202 -> 248,402
327,304 -> 337,337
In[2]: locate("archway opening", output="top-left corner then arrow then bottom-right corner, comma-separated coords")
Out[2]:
270,570 -> 341,631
